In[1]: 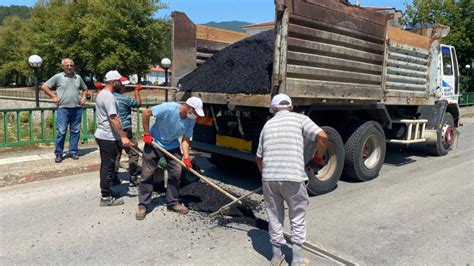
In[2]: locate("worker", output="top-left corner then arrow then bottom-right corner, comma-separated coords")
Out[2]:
135,97 -> 204,220
94,70 -> 133,207
113,77 -> 142,188
255,93 -> 328,266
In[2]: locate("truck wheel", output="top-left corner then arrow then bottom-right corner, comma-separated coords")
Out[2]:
427,112 -> 455,156
344,121 -> 386,181
306,126 -> 344,196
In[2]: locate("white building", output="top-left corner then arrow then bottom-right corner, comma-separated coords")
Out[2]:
129,66 -> 171,85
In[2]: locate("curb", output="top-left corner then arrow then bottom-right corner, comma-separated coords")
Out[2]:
0,162 -> 100,187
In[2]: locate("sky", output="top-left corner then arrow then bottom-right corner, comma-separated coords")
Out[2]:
1,0 -> 407,24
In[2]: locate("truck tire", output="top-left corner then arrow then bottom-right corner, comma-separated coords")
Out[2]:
306,126 -> 344,196
427,112 -> 455,156
343,121 -> 386,182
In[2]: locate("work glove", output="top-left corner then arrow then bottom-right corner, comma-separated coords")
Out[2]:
135,84 -> 142,92
143,133 -> 153,145
95,82 -> 103,90
311,155 -> 326,165
183,157 -> 192,170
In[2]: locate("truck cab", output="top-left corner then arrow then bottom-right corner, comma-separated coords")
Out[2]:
439,44 -> 460,104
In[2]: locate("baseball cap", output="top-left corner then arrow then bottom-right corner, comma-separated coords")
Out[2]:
119,76 -> 130,85
186,97 -> 205,117
104,70 -> 122,82
270,93 -> 292,113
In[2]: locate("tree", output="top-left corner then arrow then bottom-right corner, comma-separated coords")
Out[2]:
0,0 -> 171,86
0,5 -> 32,24
77,0 -> 170,80
0,16 -> 30,86
402,0 -> 473,91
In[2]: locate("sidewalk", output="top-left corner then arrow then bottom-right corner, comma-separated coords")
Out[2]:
0,142 -> 103,187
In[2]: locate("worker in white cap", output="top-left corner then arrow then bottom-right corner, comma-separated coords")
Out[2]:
95,70 -> 134,207
135,96 -> 205,220
256,93 -> 328,266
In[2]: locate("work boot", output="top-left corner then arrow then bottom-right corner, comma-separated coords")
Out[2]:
55,154 -> 63,163
270,255 -> 285,266
167,204 -> 189,214
291,258 -> 310,266
100,196 -> 124,207
129,175 -> 139,187
135,207 -> 147,220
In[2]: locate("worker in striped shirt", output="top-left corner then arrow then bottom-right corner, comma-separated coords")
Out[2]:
256,93 -> 328,266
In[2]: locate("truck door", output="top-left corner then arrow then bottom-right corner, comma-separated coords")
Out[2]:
440,45 -> 459,102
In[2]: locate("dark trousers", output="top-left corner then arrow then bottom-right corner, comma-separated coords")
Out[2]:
96,137 -> 120,198
139,144 -> 183,208
115,128 -> 139,177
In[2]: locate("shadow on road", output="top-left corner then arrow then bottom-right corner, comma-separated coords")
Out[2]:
247,229 -> 293,263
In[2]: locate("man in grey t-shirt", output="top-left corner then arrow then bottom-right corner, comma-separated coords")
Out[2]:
94,70 -> 133,207
42,58 -> 89,163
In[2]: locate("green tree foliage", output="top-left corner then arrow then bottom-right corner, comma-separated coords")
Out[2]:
0,16 -> 31,86
0,0 -> 170,86
0,5 -> 32,24
403,0 -> 473,91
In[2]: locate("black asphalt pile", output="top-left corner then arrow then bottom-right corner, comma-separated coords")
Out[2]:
179,181 -> 263,218
178,30 -> 275,95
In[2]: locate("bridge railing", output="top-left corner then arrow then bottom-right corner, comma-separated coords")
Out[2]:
0,104 -> 156,148
459,92 -> 474,106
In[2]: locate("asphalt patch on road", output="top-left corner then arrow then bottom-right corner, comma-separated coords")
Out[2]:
179,181 -> 268,230
178,30 -> 274,95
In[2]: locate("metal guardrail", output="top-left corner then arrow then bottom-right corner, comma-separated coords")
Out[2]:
0,104 -> 156,148
459,92 -> 474,106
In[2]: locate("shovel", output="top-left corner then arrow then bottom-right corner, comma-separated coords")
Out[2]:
150,141 -> 257,218
209,187 -> 262,218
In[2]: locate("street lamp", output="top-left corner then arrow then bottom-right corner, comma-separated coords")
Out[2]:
28,55 -> 43,108
161,58 -> 171,102
161,58 -> 171,86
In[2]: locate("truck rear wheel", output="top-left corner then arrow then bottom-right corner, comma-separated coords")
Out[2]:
306,126 -> 344,196
343,121 -> 386,181
427,112 -> 455,156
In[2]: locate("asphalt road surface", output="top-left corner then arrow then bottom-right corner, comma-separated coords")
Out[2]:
1,118 -> 473,265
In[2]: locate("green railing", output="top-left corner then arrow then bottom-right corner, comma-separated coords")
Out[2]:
459,92 -> 474,106
0,104 -> 155,148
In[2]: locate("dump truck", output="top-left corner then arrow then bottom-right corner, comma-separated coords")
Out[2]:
171,0 -> 461,195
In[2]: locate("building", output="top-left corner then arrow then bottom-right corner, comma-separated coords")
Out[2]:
129,66 -> 171,85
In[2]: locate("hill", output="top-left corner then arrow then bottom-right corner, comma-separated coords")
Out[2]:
0,5 -> 32,24
202,21 -> 250,33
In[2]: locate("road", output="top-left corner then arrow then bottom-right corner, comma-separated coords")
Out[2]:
1,118 -> 473,265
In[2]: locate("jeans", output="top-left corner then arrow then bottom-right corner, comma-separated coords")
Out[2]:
115,128 -> 139,177
55,107 -> 82,156
96,138 -> 120,198
139,144 -> 184,208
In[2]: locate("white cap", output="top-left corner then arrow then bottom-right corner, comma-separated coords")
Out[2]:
186,97 -> 205,117
270,93 -> 292,113
104,70 -> 123,82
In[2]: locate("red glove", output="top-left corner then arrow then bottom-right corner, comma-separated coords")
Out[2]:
135,84 -> 142,92
183,158 -> 192,169
95,82 -> 103,91
312,156 -> 326,165
143,133 -> 153,145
